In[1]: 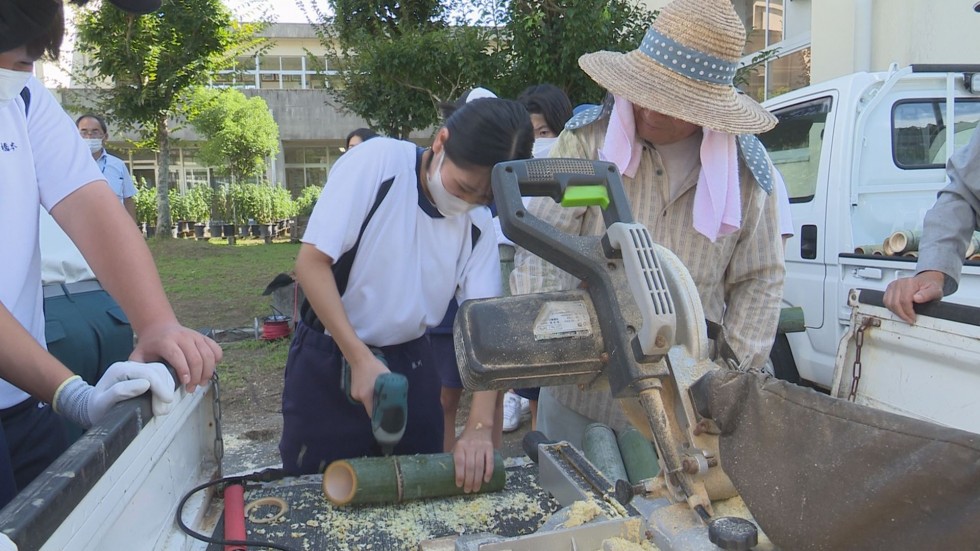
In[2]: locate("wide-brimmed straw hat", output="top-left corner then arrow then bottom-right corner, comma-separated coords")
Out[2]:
578,0 -> 777,135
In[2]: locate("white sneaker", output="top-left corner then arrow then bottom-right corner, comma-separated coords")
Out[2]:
502,392 -> 522,432
519,396 -> 531,417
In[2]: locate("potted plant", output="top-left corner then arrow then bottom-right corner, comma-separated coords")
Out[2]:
168,188 -> 191,236
135,180 -> 157,238
294,184 -> 321,240
186,185 -> 212,239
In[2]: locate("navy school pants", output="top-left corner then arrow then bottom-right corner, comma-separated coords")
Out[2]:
279,321 -> 443,475
0,399 -> 70,508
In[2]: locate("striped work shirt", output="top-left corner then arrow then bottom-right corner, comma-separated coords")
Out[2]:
509,117 -> 785,431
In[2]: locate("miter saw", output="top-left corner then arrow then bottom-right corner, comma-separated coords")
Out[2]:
452,158 -> 765,550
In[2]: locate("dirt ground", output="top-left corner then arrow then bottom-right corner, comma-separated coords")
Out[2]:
214,330 -> 532,475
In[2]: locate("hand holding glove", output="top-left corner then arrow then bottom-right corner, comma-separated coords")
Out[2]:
54,361 -> 177,429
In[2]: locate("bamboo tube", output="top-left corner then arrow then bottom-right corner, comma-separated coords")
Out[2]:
881,237 -> 894,256
966,232 -> 980,258
903,251 -> 918,258
582,423 -> 629,484
323,452 -> 505,506
616,426 -> 660,484
887,230 -> 921,255
969,254 -> 980,262
777,306 -> 806,334
854,244 -> 883,255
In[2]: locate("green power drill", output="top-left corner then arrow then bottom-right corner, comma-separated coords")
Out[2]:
341,348 -> 408,455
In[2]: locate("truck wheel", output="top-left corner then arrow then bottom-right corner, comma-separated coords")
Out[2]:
770,334 -> 800,384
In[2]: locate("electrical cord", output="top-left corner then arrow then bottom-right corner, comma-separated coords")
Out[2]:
175,467 -> 300,551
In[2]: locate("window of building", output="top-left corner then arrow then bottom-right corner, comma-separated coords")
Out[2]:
893,99 -> 980,168
215,54 -> 337,90
284,145 -> 336,193
758,96 -> 832,203
734,0 -> 811,102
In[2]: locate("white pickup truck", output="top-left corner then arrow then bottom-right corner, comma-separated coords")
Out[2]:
759,64 -> 980,388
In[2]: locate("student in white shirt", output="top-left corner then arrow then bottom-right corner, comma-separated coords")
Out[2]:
0,0 -> 219,507
280,97 -> 532,492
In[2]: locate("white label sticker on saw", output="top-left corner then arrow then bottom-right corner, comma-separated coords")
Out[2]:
532,301 -> 592,340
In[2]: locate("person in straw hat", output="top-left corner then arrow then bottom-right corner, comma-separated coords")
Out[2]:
510,0 -> 786,448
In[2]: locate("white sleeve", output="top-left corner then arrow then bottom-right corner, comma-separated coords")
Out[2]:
457,209 -> 503,302
27,78 -> 104,210
302,139 -> 399,262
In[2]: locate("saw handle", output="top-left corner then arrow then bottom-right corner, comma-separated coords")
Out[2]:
491,158 -> 634,283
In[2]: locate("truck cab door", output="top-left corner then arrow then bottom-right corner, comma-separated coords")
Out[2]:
760,94 -> 836,331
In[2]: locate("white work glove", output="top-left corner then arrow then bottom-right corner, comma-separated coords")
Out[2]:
54,361 -> 177,428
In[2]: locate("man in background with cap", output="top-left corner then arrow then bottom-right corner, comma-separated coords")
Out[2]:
0,0 -> 219,507
510,0 -> 785,447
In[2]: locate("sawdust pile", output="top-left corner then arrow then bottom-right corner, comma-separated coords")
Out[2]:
235,462 -> 559,550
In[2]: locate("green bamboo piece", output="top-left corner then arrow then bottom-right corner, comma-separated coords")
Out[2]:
777,306 -> 806,334
323,452 -> 506,506
582,423 -> 629,485
616,426 -> 661,484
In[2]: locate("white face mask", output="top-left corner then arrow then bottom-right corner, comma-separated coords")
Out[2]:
83,138 -> 104,153
532,137 -> 558,158
427,151 -> 475,217
0,67 -> 32,107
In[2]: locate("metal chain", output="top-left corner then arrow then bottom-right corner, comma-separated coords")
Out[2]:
211,371 -> 224,464
847,317 -> 879,401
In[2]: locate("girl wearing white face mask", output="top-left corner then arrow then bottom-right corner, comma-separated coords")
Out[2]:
75,113 -> 138,222
281,96 -> 533,492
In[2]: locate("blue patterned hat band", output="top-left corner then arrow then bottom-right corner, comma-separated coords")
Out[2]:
638,27 -> 738,86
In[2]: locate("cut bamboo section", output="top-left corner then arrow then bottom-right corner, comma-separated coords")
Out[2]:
887,230 -> 921,255
583,423 -> 629,485
323,452 -> 505,506
854,244 -> 884,255
966,232 -> 980,258
881,237 -> 894,256
969,254 -> 980,262
615,426 -> 660,484
903,251 -> 918,258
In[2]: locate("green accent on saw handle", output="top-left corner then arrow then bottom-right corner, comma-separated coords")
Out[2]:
561,185 -> 610,209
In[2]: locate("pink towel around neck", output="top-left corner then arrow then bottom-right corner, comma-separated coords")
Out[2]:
598,97 -> 743,241
692,128 -> 741,242
599,95 -> 643,178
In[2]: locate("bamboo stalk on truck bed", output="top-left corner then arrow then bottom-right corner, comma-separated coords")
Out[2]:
854,244 -> 884,255
323,452 -> 506,506
966,232 -> 980,258
887,230 -> 921,255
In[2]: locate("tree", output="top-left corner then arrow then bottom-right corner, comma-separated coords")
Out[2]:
188,87 -> 280,185
496,0 -> 656,104
74,0 -> 264,237
305,0 -> 502,138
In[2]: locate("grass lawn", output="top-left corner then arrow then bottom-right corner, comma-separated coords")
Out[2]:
147,237 -> 300,330
147,237 -> 299,393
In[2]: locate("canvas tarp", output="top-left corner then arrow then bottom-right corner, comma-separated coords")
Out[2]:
690,370 -> 980,550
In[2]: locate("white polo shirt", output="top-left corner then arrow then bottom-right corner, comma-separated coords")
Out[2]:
0,77 -> 104,407
303,137 -> 501,347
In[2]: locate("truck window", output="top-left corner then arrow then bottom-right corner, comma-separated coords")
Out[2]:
893,99 -> 980,168
759,97 -> 832,203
